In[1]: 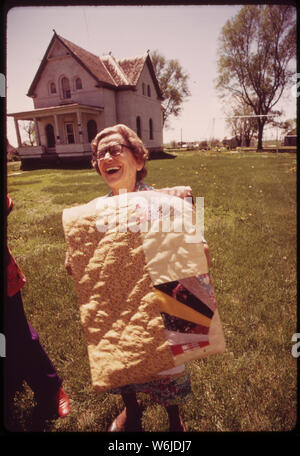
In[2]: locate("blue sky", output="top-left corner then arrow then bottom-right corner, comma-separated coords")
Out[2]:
6,4 -> 297,146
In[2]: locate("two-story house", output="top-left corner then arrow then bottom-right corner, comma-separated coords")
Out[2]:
8,31 -> 164,169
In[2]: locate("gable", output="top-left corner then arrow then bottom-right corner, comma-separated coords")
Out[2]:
27,33 -> 116,97
48,40 -> 70,58
27,32 -> 162,100
101,55 -> 129,86
118,56 -> 146,86
118,54 -> 163,99
33,53 -> 99,101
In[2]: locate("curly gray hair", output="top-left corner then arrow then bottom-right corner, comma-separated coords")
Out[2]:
91,124 -> 149,181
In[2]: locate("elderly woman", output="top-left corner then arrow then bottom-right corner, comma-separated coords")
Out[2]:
66,124 -> 210,432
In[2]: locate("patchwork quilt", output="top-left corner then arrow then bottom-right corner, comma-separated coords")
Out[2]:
62,190 -> 225,392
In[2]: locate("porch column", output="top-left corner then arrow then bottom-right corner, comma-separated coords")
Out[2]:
77,110 -> 84,143
14,118 -> 22,148
33,117 -> 41,146
54,114 -> 61,144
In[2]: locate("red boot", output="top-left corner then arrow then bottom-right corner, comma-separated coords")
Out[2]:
55,387 -> 71,418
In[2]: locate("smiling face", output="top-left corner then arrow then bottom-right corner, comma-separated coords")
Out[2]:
97,133 -> 144,195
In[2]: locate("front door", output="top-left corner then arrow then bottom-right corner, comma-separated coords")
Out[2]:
45,124 -> 55,148
87,119 -> 98,142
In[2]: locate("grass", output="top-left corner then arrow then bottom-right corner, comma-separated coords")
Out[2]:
6,149 -> 297,433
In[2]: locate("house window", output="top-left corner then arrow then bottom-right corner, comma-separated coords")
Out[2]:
75,77 -> 82,90
61,77 -> 71,99
87,119 -> 97,142
136,116 -> 141,139
147,85 -> 151,97
45,124 -> 55,148
65,123 -> 75,144
50,82 -> 56,94
149,118 -> 153,140
142,83 -> 145,95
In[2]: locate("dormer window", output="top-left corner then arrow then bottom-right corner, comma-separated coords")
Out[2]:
147,85 -> 151,97
49,82 -> 57,94
75,77 -> 82,90
142,83 -> 146,95
61,76 -> 71,99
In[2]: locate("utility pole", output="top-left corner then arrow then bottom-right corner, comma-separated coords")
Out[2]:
210,118 -> 215,148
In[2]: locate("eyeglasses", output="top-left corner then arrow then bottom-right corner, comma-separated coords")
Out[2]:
96,143 -> 130,160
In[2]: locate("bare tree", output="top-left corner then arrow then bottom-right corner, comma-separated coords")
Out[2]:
21,121 -> 36,146
226,100 -> 258,147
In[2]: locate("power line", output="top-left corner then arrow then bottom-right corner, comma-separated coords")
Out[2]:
226,114 -> 278,119
213,114 -> 280,120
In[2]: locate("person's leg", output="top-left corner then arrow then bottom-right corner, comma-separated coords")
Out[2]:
6,292 -> 62,401
4,292 -> 29,430
121,391 -> 143,431
165,404 -> 186,432
23,323 -> 72,420
4,291 -> 69,424
108,390 -> 143,431
23,322 -> 62,401
145,372 -> 190,432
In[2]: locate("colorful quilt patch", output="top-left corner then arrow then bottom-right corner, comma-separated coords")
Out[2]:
154,273 -> 218,364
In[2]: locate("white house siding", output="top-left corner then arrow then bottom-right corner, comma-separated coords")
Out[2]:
102,88 -> 117,128
115,90 -> 133,129
50,40 -> 69,58
115,65 -> 163,149
134,65 -> 163,149
33,55 -> 104,109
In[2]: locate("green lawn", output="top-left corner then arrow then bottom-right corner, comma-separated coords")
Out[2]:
6,149 -> 297,432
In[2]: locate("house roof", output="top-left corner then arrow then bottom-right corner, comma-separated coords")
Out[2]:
8,103 -> 104,120
27,31 -> 163,99
56,34 -> 116,87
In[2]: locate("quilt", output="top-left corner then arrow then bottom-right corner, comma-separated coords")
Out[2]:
62,190 -> 225,392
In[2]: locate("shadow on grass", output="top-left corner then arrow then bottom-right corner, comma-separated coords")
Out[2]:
21,151 -> 177,170
149,150 -> 177,160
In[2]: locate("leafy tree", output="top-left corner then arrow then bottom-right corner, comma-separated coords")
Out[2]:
216,5 -> 296,150
151,50 -> 190,127
226,100 -> 258,147
277,117 -> 297,135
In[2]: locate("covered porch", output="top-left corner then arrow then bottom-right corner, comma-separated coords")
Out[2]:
8,103 -> 103,168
